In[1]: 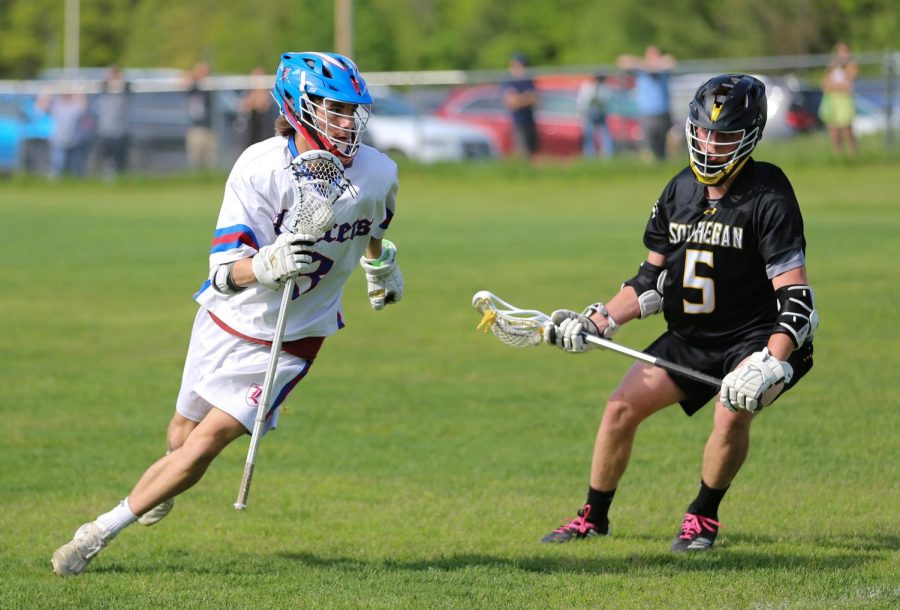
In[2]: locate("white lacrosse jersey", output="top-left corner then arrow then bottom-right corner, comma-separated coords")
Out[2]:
194,136 -> 398,341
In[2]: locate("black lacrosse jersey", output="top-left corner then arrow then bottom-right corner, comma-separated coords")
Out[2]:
643,158 -> 806,345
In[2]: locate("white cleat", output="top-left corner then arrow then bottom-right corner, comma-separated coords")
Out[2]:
51,522 -> 111,576
137,497 -> 174,526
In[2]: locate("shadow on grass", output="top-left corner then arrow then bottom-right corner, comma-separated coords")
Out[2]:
625,531 -> 900,553
275,547 -> 883,576
83,531 -> 896,577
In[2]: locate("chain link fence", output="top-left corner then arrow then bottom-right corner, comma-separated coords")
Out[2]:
0,51 -> 895,175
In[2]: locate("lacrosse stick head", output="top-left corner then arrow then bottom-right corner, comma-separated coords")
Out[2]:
287,149 -> 348,236
472,290 -> 550,348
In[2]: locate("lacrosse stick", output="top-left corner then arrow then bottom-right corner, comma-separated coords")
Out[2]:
473,290 -> 722,388
234,150 -> 347,511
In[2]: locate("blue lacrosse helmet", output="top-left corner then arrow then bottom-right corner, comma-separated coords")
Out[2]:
272,52 -> 373,164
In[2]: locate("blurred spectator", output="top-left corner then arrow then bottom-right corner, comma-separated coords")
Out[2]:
94,66 -> 131,177
618,46 -> 676,161
819,41 -> 858,158
239,67 -> 275,148
577,72 -> 614,159
502,53 -> 539,160
37,90 -> 92,179
185,62 -> 217,170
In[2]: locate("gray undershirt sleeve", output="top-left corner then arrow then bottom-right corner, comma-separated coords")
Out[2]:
766,249 -> 805,280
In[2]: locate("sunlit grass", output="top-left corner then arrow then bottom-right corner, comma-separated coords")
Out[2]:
1,148 -> 897,608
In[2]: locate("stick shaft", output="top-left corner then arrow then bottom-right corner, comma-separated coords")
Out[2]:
234,278 -> 294,510
234,154 -> 344,510
583,335 -> 722,388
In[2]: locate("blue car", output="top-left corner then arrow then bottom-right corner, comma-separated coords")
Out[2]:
0,95 -> 53,173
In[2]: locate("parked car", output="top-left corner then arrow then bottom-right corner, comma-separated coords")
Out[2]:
432,75 -> 642,157
852,94 -> 900,135
0,95 -> 53,173
785,86 -> 823,132
363,90 -> 497,163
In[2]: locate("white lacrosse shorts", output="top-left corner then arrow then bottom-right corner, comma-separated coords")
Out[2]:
175,307 -> 314,435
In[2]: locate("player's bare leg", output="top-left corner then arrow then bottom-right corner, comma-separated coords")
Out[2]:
52,408 -> 246,576
138,413 -> 200,525
168,412 -> 200,450
672,404 -> 754,552
590,363 -> 684,490
701,405 -> 754,489
128,408 -> 246,515
542,363 -> 683,543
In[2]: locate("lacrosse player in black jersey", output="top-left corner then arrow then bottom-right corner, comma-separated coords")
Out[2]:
541,74 -> 817,552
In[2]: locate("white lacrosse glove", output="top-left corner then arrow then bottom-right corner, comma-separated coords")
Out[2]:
719,348 -> 794,413
251,232 -> 319,291
542,309 -> 602,353
360,239 -> 403,310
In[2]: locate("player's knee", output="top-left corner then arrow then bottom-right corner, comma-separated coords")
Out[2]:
714,404 -> 754,436
602,396 -> 644,432
179,431 -> 233,467
167,414 -> 199,451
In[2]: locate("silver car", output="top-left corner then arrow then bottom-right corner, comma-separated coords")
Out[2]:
363,90 -> 497,163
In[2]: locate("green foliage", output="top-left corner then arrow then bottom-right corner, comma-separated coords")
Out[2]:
0,146 -> 898,607
79,0 -> 136,67
0,1 -> 897,77
122,0 -> 217,69
0,0 -> 58,77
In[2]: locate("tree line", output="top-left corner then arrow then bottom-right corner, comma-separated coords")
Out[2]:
0,0 -> 896,78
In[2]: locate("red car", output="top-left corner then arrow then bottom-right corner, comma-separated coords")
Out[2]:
433,74 -> 642,157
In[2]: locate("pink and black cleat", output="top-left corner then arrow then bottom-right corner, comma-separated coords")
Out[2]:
671,512 -> 721,552
540,504 -> 609,543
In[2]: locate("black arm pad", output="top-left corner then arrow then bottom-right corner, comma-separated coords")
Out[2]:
623,261 -> 665,294
622,261 -> 666,318
773,284 -> 818,348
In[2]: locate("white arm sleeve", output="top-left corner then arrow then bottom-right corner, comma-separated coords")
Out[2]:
369,161 -> 398,240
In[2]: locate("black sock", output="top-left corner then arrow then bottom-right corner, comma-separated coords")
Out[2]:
687,480 -> 729,520
585,487 -> 616,528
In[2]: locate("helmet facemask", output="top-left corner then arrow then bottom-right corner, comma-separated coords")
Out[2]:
686,120 -> 760,186
282,93 -> 371,165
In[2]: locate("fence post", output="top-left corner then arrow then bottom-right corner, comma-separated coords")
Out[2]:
885,50 -> 896,151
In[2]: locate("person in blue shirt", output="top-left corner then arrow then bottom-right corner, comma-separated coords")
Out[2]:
502,53 -> 539,160
618,46 -> 677,161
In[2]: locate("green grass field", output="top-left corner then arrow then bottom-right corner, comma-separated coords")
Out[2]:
1,141 -> 898,608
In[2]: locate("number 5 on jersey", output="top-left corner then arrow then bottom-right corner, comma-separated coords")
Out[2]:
683,249 -> 715,314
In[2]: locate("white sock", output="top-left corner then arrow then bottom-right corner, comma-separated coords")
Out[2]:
96,497 -> 138,539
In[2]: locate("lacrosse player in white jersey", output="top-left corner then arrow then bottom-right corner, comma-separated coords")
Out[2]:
52,51 -> 404,576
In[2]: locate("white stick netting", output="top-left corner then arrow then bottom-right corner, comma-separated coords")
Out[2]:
287,151 -> 348,235
472,291 -> 549,348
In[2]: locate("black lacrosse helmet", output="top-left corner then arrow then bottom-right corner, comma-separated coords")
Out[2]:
686,74 -> 767,185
